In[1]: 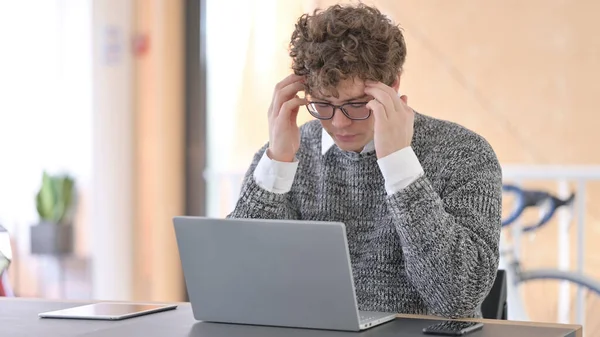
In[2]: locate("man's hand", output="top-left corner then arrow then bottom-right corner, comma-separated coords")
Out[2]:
364,81 -> 415,159
267,74 -> 307,162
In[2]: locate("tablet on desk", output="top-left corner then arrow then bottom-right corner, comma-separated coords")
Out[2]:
38,302 -> 178,320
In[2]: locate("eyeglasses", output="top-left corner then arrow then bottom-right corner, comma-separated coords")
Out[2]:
306,101 -> 371,120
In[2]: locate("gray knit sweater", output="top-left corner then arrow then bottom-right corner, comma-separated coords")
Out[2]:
228,112 -> 503,318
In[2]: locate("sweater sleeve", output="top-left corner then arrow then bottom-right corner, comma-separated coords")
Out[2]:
386,147 -> 502,318
227,144 -> 300,220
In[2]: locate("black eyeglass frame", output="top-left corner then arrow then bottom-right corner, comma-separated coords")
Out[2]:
305,101 -> 372,120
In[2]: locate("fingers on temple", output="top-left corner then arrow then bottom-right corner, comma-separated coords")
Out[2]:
364,87 -> 394,117
366,98 -> 387,121
279,96 -> 308,120
366,81 -> 403,112
272,81 -> 305,118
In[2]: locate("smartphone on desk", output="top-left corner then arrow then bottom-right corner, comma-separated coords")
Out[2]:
422,320 -> 483,336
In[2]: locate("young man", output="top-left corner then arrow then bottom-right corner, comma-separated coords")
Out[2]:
228,4 -> 502,319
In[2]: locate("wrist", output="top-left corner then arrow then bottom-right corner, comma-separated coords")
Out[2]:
377,146 -> 407,160
267,148 -> 295,163
377,146 -> 423,194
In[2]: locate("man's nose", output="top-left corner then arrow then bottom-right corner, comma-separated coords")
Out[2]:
331,108 -> 352,128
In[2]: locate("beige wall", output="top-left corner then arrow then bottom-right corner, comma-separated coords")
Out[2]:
133,0 -> 185,302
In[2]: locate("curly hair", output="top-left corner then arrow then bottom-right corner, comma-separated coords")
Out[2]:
289,3 -> 406,97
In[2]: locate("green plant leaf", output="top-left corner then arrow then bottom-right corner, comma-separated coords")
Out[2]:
35,171 -> 76,224
36,171 -> 55,222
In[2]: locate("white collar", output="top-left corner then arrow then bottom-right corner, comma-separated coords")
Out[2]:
321,128 -> 375,155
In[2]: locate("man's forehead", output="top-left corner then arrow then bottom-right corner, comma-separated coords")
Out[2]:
308,82 -> 368,102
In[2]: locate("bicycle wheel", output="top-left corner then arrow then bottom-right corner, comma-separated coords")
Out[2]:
514,269 -> 600,336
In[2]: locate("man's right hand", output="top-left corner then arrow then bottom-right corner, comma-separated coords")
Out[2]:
267,74 -> 307,163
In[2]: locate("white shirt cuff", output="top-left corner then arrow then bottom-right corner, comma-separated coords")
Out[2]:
253,150 -> 299,194
377,146 -> 424,195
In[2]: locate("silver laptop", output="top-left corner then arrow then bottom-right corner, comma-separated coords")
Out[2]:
173,216 -> 396,331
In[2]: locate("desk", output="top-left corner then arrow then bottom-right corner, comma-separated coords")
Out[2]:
0,298 -> 582,337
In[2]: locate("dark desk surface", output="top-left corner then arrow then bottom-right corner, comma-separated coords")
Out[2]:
0,298 -> 582,337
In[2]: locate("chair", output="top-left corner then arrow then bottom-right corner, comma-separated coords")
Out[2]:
481,269 -> 507,319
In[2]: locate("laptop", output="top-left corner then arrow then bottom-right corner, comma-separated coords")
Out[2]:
173,216 -> 397,331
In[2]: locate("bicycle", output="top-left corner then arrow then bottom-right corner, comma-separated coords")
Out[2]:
500,184 -> 600,335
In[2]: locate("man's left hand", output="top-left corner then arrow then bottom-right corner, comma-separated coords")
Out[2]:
364,81 -> 415,159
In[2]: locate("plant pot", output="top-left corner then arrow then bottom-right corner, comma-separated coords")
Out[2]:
30,222 -> 73,256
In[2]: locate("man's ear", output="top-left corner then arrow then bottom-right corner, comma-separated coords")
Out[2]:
391,72 -> 401,91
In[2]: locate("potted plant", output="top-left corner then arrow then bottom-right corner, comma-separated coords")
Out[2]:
30,171 -> 77,256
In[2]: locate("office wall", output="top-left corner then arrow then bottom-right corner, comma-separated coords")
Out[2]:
91,0 -> 135,302
132,0 -> 185,302
71,0 -> 185,302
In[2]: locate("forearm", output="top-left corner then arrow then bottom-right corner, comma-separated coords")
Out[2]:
227,176 -> 299,219
387,175 -> 501,318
